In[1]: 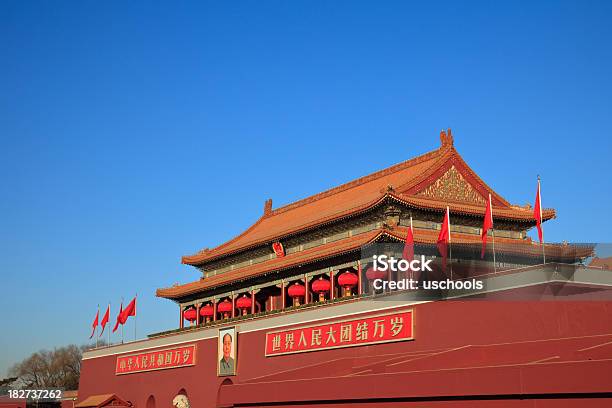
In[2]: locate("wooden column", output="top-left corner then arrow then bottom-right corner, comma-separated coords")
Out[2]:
213,299 -> 217,322
231,293 -> 236,318
251,290 -> 256,315
304,274 -> 309,304
330,270 -> 335,300
179,306 -> 184,329
357,261 -> 363,295
196,303 -> 201,325
281,280 -> 286,310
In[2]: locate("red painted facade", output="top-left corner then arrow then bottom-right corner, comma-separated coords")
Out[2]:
78,299 -> 612,407
0,400 -> 25,408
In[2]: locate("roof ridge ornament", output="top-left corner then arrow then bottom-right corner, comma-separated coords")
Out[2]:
440,128 -> 454,147
264,198 -> 273,216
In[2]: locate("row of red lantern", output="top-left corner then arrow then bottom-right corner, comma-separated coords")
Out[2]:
183,295 -> 253,323
183,304 -> 214,322
287,278 -> 330,304
183,271 -> 362,322
288,271 -> 359,302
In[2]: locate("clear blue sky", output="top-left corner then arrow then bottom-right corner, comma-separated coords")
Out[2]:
1,1 -> 611,377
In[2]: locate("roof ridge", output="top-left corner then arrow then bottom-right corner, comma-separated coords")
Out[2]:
183,145 -> 443,262
269,146 -> 444,216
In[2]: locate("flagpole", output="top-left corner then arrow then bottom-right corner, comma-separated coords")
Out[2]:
121,297 -> 124,344
95,304 -> 99,348
489,194 -> 497,273
108,302 -> 111,347
409,216 -> 414,281
134,293 -> 137,341
449,243 -> 453,279
492,228 -> 497,273
447,207 -> 453,280
538,176 -> 546,264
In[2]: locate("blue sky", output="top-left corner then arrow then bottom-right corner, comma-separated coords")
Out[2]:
1,1 -> 611,377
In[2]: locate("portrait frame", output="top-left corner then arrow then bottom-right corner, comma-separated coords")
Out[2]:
217,326 -> 237,376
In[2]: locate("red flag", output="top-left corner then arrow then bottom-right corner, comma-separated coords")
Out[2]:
437,207 -> 451,269
112,302 -> 123,333
534,178 -> 543,243
402,216 -> 414,261
121,296 -> 137,324
89,309 -> 99,339
481,194 -> 494,258
99,304 -> 110,337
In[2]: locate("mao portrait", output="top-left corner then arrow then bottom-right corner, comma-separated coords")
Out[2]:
218,327 -> 237,376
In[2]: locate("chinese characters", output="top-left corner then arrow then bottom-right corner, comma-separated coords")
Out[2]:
116,344 -> 196,375
266,310 -> 413,356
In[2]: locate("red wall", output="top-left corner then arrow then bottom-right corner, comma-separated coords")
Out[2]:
0,400 -> 26,408
78,301 -> 612,407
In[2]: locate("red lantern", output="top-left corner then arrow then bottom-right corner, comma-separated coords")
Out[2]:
183,308 -> 197,322
217,299 -> 233,318
236,295 -> 252,315
338,271 -> 358,287
311,277 -> 330,301
200,304 -> 214,316
288,283 -> 305,297
236,295 -> 252,309
200,304 -> 214,323
338,271 -> 358,297
288,282 -> 306,306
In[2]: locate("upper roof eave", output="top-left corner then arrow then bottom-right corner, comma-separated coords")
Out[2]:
182,192 -> 553,267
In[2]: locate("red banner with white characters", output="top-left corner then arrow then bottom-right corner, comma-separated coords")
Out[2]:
115,344 -> 196,375
265,309 -> 413,356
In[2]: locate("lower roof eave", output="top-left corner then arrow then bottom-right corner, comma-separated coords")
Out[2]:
158,228 -> 594,301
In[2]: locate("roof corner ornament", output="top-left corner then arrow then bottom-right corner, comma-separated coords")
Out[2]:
264,198 -> 273,216
440,128 -> 454,147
